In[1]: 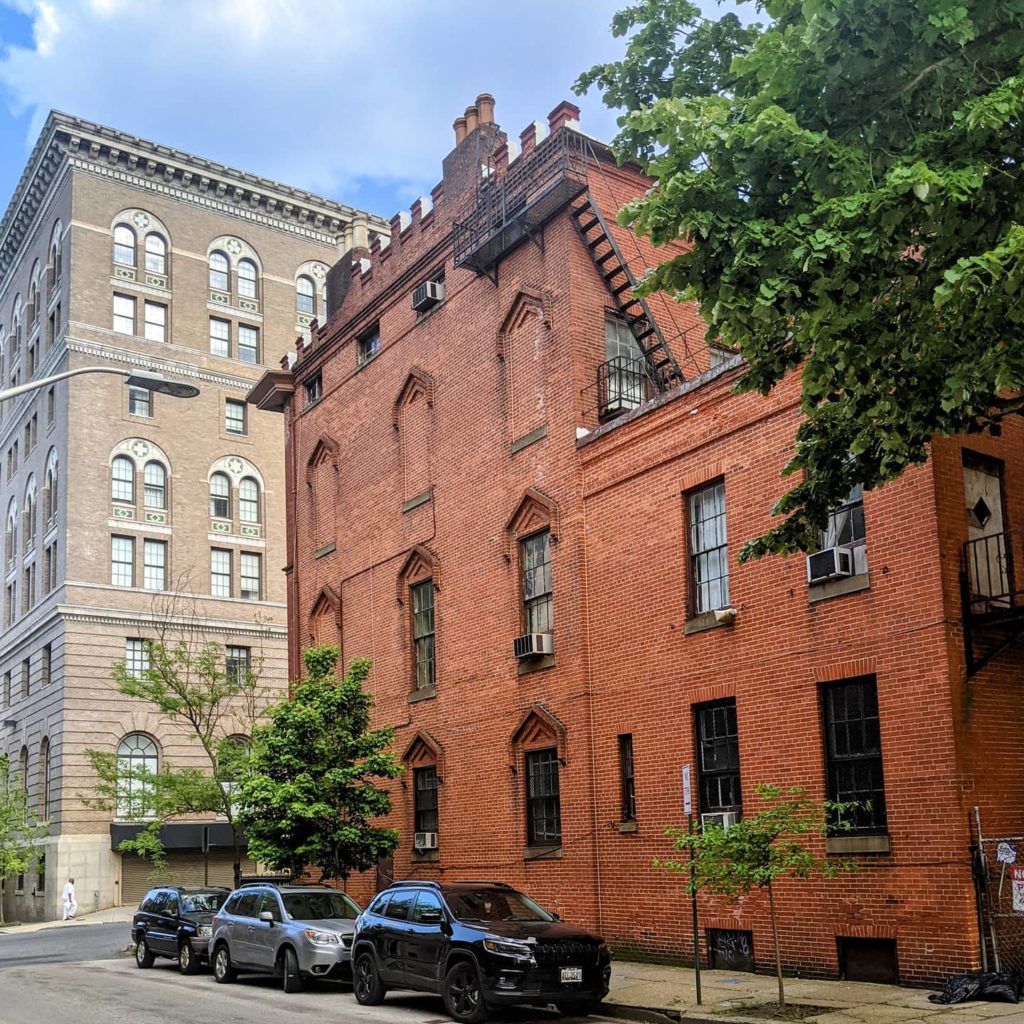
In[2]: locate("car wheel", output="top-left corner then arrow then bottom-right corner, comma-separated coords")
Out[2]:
443,961 -> 489,1024
134,937 -> 154,969
353,952 -> 385,1005
281,947 -> 305,994
178,939 -> 200,976
212,944 -> 236,984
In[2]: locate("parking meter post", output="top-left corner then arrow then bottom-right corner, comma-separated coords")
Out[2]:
689,813 -> 702,1005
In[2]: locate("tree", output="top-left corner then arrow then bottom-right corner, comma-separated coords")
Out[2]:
0,754 -> 47,925
656,785 -> 853,1010
578,0 -> 1024,557
238,647 -> 403,882
86,585 -> 274,887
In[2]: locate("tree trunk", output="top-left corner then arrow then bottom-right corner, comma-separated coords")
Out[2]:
767,880 -> 785,1010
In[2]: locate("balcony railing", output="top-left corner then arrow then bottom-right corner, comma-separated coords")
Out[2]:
596,357 -> 651,422
963,531 -> 1019,618
453,129 -> 590,275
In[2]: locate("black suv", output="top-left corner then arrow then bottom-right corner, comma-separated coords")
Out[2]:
132,885 -> 231,975
352,880 -> 611,1022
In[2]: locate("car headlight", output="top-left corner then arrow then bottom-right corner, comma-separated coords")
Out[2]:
483,937 -> 535,961
198,926 -> 212,938
303,929 -> 341,945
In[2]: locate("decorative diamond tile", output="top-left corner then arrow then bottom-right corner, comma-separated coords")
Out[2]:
971,496 -> 992,528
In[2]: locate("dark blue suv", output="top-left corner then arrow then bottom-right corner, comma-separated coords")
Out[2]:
351,880 -> 611,1022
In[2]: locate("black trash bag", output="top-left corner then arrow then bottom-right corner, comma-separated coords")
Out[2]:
929,972 -> 1022,1004
929,974 -> 983,1004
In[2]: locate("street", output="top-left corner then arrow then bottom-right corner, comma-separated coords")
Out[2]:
0,923 -> 617,1024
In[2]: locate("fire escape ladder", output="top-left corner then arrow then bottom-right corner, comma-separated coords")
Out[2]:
570,193 -> 684,392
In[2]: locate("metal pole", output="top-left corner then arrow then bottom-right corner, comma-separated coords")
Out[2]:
689,812 -> 702,1005
974,806 -> 999,972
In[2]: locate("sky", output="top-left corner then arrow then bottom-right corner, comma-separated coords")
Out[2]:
0,0 -> 742,222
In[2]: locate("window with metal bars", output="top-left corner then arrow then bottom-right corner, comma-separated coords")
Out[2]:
695,699 -> 742,813
688,481 -> 730,614
411,579 -> 435,690
520,530 -> 553,634
619,734 -> 637,823
822,678 -> 888,834
525,747 -> 561,846
414,765 -> 438,835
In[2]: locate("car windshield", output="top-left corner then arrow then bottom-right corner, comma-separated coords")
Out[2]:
445,888 -> 553,923
181,892 -> 227,914
282,891 -> 359,921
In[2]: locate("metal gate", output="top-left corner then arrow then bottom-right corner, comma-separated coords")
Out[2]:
975,812 -> 1024,973
120,851 -> 256,905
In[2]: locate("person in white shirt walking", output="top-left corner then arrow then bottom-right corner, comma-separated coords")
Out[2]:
61,877 -> 77,921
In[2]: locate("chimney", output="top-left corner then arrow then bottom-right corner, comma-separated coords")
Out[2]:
520,123 -> 537,157
464,105 -> 479,134
453,116 -> 467,146
548,100 -> 581,135
476,93 -> 495,125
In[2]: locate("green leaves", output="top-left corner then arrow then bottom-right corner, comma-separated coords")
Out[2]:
579,0 -> 1024,556
0,754 -> 47,922
238,648 -> 403,882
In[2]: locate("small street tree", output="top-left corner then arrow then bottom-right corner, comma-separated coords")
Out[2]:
238,647 -> 403,882
656,785 -> 855,1010
86,584 -> 275,887
0,754 -> 47,926
578,0 -> 1024,557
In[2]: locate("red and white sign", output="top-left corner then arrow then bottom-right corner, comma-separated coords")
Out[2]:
1011,866 -> 1024,913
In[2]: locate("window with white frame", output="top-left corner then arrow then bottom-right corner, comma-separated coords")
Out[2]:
125,638 -> 150,679
111,535 -> 134,587
111,456 -> 134,503
129,387 -> 151,418
688,480 -> 730,615
225,646 -> 250,686
209,251 -> 229,292
143,461 -> 166,509
238,324 -> 259,364
211,548 -> 231,597
820,484 -> 866,554
143,301 -> 166,343
225,400 -> 246,435
209,318 -> 230,357
113,224 -> 136,266
237,259 -> 257,299
144,234 -> 166,275
113,294 -> 136,335
238,477 -> 260,523
143,539 -> 166,591
296,276 -> 315,315
210,473 -> 230,519
240,552 -> 261,600
116,733 -> 158,819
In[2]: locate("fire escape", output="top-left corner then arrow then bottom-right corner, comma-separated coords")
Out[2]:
453,129 -> 684,413
960,530 -> 1024,676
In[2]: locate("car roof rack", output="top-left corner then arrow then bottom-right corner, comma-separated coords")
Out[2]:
388,879 -> 513,890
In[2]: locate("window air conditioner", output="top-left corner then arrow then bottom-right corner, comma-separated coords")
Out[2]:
513,632 -> 554,660
412,280 -> 445,312
413,831 -> 438,851
806,546 -> 853,585
701,811 -> 741,832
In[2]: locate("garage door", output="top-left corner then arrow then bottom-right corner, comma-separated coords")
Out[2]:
120,850 -> 256,906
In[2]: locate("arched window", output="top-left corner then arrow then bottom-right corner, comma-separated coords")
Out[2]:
19,745 -> 28,795
143,461 -> 166,509
209,251 -> 229,292
116,734 -> 158,819
6,499 -> 18,565
238,477 -> 260,523
144,233 -> 167,275
44,449 -> 58,523
23,481 -> 36,551
296,275 -> 315,315
50,221 -> 63,283
210,472 -> 230,519
113,224 -> 136,266
112,456 -> 134,503
237,259 -> 257,299
40,738 -> 51,819
28,261 -> 40,322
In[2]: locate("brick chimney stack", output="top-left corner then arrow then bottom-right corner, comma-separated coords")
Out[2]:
548,100 -> 580,135
465,105 -> 479,134
443,92 -> 506,203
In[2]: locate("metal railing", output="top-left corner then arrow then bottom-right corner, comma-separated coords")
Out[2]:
963,532 -> 1017,616
596,357 -> 651,422
453,129 -> 590,273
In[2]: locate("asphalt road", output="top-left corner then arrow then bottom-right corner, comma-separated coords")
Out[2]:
0,921 -> 128,967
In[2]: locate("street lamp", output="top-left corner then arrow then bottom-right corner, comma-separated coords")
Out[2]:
0,366 -> 200,404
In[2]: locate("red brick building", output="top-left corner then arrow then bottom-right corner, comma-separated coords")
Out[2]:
251,95 -> 1024,985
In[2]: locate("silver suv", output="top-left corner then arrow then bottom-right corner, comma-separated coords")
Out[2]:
210,884 -> 361,993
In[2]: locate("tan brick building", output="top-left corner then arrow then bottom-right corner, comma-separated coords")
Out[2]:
0,112 -> 386,922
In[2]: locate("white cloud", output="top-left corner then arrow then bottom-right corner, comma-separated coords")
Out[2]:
0,0 -> 638,215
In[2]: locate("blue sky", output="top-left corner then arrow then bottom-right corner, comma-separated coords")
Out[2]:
0,1 -> 743,222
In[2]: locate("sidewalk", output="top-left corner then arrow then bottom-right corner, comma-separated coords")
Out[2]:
605,960 -> 1024,1024
0,905 -> 133,935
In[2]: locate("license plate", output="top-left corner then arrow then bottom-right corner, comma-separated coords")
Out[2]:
560,967 -> 583,984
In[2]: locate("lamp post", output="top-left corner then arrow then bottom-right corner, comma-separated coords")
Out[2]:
0,366 -> 200,403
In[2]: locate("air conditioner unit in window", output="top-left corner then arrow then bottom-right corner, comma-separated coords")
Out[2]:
413,831 -> 438,851
412,280 -> 444,312
513,632 -> 554,660
806,546 -> 853,585
701,811 -> 741,832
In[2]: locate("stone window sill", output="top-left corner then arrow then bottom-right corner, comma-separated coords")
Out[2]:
684,610 -> 733,636
402,490 -> 432,513
826,834 -> 891,855
618,821 -> 638,834
314,541 -> 336,559
524,845 -> 563,860
511,424 -> 549,454
809,572 -> 870,604
408,685 -> 436,704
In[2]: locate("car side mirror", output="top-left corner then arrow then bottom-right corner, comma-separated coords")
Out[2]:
419,908 -> 443,924
440,917 -> 453,936
259,911 -> 275,925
